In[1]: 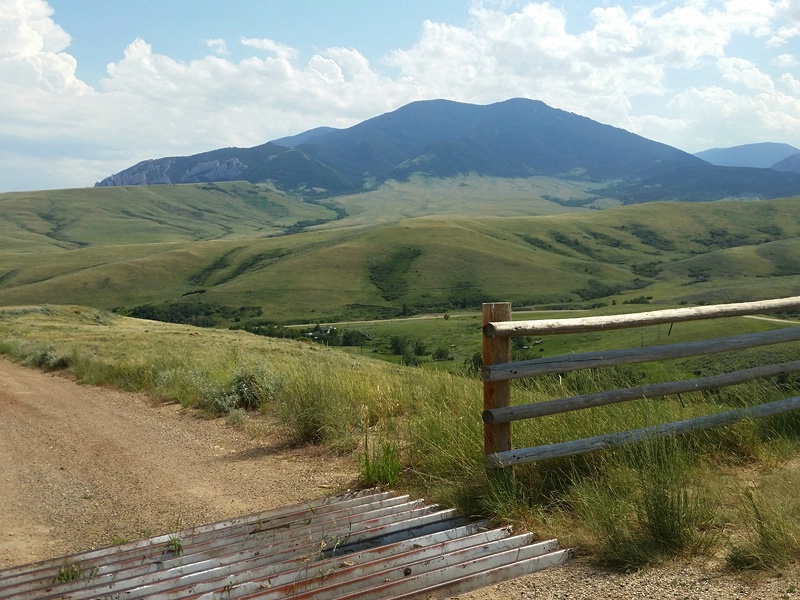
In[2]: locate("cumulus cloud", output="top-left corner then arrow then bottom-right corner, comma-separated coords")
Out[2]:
779,72 -> 800,95
719,57 -> 775,93
0,0 -> 89,93
2,0 -> 800,191
205,38 -> 229,55
662,85 -> 800,151
0,0 -> 70,55
773,53 -> 798,67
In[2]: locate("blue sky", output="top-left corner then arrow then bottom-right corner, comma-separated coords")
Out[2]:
47,1 -> 472,86
2,0 -> 800,192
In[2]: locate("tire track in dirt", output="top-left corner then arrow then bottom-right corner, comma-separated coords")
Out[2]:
0,358 -> 357,568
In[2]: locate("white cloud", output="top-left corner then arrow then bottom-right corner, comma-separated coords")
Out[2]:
718,57 -> 775,93
773,53 -> 798,67
0,0 -> 89,94
631,4 -> 729,67
205,38 -> 229,56
717,0 -> 777,36
776,0 -> 800,22
0,0 -> 70,55
779,72 -> 800,95
664,85 -> 800,151
240,37 -> 298,61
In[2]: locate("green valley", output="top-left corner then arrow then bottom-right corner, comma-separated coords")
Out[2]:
2,181 -> 800,325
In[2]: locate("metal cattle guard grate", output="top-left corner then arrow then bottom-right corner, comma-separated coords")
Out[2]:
0,489 -> 570,599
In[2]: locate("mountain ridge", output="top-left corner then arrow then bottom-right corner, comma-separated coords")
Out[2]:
694,142 -> 800,169
96,98 -> 800,203
772,153 -> 800,174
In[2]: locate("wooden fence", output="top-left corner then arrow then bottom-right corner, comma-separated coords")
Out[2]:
481,297 -> 800,469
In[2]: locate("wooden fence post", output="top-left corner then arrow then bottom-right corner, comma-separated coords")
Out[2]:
483,302 -> 512,458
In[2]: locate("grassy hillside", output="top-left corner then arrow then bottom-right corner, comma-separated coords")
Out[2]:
0,181 -> 337,251
3,305 -> 800,570
1,182 -> 800,323
326,174 -> 596,227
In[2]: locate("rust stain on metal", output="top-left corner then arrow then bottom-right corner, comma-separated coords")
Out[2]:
0,489 -> 570,599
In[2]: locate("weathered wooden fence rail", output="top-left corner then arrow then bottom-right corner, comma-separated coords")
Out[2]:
481,297 -> 800,468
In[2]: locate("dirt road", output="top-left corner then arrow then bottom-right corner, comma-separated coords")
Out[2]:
0,358 -> 356,569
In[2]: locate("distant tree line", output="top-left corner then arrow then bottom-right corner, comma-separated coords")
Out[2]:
238,322 -> 370,348
125,302 -> 262,327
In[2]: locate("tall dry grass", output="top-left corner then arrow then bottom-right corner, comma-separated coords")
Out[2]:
2,305 -> 800,569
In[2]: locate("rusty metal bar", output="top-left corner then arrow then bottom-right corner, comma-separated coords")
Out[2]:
0,491 -> 568,600
0,489 -> 393,586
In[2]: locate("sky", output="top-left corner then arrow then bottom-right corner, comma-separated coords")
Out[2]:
1,0 -> 800,192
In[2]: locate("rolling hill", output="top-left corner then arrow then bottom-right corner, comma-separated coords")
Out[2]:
96,98 -> 800,203
773,153 -> 800,174
2,182 -> 800,323
693,142 -> 800,168
0,182 -> 339,252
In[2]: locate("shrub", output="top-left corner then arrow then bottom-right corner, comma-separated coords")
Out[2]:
401,350 -> 420,367
20,345 -> 73,371
230,366 -> 281,411
432,346 -> 452,361
389,335 -> 409,355
198,365 -> 281,415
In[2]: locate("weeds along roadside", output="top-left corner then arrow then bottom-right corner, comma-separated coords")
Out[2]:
1,305 -> 800,571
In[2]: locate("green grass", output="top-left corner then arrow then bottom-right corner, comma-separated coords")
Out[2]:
3,182 -> 800,323
727,483 -> 800,570
362,435 -> 403,487
54,562 -> 94,583
164,537 -> 184,557
323,174 -> 594,228
3,180 -> 800,571
3,308 -> 800,567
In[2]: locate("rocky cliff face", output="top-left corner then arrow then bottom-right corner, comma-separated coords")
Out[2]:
181,158 -> 248,182
96,157 -> 248,186
96,159 -> 174,186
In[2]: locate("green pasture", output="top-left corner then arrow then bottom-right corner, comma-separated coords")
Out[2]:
324,174 -> 594,227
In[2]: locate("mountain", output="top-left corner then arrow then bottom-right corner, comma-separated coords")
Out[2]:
95,142 -> 360,197
97,98 -> 800,202
606,164 -> 800,203
694,142 -> 800,168
771,153 -> 800,174
270,126 -> 339,148
294,98 -> 705,182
